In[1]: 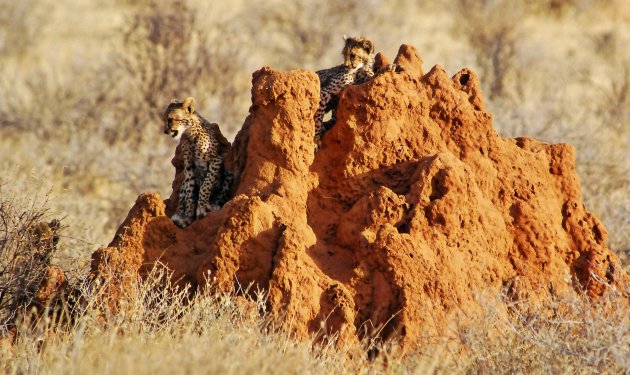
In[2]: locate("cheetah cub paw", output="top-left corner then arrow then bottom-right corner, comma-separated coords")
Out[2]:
196,204 -> 222,219
172,213 -> 193,228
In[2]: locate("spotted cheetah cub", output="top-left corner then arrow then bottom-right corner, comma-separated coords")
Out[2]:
163,97 -> 233,228
314,36 -> 400,145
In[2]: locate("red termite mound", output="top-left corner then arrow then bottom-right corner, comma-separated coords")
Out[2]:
91,45 -> 629,347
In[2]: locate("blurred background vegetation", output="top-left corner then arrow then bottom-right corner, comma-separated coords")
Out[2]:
0,0 -> 628,271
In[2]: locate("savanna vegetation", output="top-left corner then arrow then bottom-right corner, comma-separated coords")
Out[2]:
1,0 -> 628,373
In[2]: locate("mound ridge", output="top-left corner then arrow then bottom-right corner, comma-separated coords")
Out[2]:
91,45 -> 629,347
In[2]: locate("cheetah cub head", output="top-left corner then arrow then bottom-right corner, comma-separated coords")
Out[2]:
162,96 -> 197,138
342,36 -> 374,70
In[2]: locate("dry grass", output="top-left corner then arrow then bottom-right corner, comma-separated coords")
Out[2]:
0,179 -> 59,330
454,291 -> 630,374
0,262 -> 627,374
0,0 -> 629,372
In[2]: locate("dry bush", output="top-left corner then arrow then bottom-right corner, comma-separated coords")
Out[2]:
449,0 -> 527,100
528,0 -> 597,16
0,0 -> 48,61
581,57 -> 630,266
447,0 -> 571,141
2,263 -> 628,374
244,0 -> 379,68
0,180 -> 63,332
0,65 -> 169,248
118,0 -> 249,138
242,0 -> 416,70
1,265 -> 356,374
596,66 -> 630,136
0,65 -> 116,144
456,291 -> 630,374
566,17 -> 630,266
0,2 -> 78,164
447,0 -> 592,137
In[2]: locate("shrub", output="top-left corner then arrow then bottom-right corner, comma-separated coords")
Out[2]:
449,0 -> 527,100
0,180 -> 63,332
457,291 -> 630,373
2,265 -> 628,373
0,0 -> 48,61
118,0 -> 248,139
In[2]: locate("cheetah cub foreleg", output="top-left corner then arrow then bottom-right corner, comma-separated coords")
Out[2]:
172,139 -> 198,227
196,157 -> 224,218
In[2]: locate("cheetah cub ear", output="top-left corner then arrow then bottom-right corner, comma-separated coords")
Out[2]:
362,39 -> 374,54
182,97 -> 196,114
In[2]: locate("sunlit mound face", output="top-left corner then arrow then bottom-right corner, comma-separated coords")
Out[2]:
342,37 -> 374,70
162,105 -> 188,138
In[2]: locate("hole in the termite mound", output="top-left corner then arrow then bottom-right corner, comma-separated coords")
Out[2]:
515,138 -> 527,149
459,73 -> 470,85
433,213 -> 446,226
429,170 -> 448,201
606,262 -> 616,283
592,224 -> 604,243
396,221 -> 410,234
509,203 -> 520,223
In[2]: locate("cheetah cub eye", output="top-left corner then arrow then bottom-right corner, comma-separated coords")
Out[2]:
164,117 -> 184,138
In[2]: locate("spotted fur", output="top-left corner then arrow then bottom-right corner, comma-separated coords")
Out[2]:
163,97 -> 233,228
314,36 -> 400,146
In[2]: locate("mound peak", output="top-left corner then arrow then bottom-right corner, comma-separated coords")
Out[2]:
91,45 -> 629,347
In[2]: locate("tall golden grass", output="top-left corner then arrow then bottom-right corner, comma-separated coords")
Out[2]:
1,257 -> 627,373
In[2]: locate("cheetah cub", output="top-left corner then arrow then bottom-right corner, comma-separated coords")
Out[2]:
314,36 -> 401,146
163,97 -> 233,228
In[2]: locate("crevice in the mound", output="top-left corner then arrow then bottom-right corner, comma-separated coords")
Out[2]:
424,205 -> 447,226
429,168 -> 449,201
395,202 -> 413,234
231,227 -> 280,292
353,270 -> 404,348
259,221 -> 286,292
309,283 -> 355,342
395,220 -> 411,234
